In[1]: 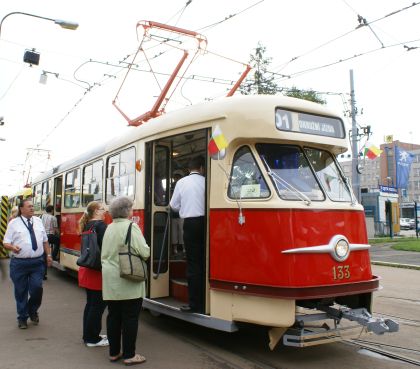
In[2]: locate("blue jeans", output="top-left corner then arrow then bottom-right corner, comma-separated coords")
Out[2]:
10,256 -> 45,321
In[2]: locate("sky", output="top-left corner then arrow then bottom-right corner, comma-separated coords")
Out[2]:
0,0 -> 419,194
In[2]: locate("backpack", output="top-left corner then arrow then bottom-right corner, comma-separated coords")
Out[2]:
76,224 -> 101,270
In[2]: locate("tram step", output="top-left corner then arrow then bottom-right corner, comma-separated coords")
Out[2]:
170,278 -> 188,303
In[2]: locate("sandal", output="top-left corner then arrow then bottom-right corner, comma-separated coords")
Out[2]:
109,353 -> 123,362
123,354 -> 147,366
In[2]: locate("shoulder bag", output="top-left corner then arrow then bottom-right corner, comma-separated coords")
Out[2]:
119,222 -> 148,282
76,224 -> 102,270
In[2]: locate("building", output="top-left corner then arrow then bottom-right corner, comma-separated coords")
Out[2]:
339,140 -> 420,236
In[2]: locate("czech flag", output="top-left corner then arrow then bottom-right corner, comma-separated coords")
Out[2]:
208,125 -> 228,155
364,142 -> 382,159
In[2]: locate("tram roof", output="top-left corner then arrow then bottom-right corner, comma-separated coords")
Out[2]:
33,95 -> 345,184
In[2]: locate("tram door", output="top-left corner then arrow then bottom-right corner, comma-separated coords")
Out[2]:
53,176 -> 63,228
149,143 -> 171,298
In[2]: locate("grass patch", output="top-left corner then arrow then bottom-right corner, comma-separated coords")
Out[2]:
391,239 -> 420,252
369,237 -> 399,244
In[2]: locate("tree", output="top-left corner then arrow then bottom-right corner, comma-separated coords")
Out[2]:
284,86 -> 326,105
240,42 -> 278,95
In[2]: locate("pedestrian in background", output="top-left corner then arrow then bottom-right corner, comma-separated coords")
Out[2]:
102,196 -> 150,365
41,205 -> 60,261
9,206 -> 18,221
78,201 -> 108,347
3,199 -> 52,329
170,155 -> 206,313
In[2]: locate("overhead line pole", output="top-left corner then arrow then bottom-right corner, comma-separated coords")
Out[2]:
350,69 -> 360,203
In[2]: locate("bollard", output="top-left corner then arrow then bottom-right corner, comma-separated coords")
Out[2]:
0,196 -> 10,258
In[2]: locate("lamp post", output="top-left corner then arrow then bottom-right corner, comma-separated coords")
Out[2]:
0,11 -> 78,38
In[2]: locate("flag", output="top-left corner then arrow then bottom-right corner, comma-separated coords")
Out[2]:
395,146 -> 414,189
208,125 -> 228,155
364,142 -> 382,159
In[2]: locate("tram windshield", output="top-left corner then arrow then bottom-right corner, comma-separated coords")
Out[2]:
256,144 -> 325,201
304,147 -> 352,202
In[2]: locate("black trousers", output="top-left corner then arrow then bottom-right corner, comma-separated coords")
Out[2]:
183,216 -> 205,312
106,298 -> 143,359
47,234 -> 60,260
83,289 -> 107,344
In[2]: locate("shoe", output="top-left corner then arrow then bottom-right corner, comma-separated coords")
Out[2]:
100,334 -> 107,339
18,320 -> 28,329
86,337 -> 109,347
180,305 -> 197,313
123,354 -> 146,366
29,314 -> 39,325
109,353 -> 123,362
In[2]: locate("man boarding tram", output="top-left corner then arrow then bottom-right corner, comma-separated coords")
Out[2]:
170,156 -> 206,313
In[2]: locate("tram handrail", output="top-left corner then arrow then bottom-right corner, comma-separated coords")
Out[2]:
153,214 -> 170,280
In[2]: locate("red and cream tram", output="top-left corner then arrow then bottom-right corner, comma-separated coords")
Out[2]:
32,95 -> 397,348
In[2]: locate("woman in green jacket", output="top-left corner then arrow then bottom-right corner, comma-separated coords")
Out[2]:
101,196 -> 150,365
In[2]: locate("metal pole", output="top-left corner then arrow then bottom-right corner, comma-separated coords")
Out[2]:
350,70 -> 360,202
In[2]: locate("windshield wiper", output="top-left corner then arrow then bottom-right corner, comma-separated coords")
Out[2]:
260,156 -> 311,206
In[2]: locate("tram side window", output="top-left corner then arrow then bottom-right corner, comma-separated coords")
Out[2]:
154,145 -> 169,206
256,144 -> 324,201
82,160 -> 103,206
33,185 -> 42,211
106,147 -> 135,203
65,168 -> 81,208
228,146 -> 270,199
41,180 -> 51,210
304,148 -> 352,202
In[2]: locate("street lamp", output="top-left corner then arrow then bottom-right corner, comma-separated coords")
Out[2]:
0,11 -> 78,38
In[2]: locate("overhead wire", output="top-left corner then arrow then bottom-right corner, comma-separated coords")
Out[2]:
272,1 -> 420,73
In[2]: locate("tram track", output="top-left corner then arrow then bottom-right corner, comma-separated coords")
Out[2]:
344,339 -> 420,367
372,311 -> 420,327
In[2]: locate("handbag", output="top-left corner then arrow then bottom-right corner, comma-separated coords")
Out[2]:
118,222 -> 148,282
76,224 -> 102,270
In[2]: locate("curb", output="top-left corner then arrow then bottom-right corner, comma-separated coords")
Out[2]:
372,261 -> 420,271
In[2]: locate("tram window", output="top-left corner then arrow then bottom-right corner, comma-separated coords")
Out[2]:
82,160 -> 103,206
64,168 -> 81,208
256,144 -> 324,201
41,180 -> 52,210
228,146 -> 270,199
154,146 -> 169,206
33,184 -> 42,211
106,147 -> 135,203
304,148 -> 352,202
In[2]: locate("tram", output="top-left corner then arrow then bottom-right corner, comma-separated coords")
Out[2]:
9,187 -> 32,207
31,95 -> 398,348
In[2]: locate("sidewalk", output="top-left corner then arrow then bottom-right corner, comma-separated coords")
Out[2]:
369,243 -> 420,269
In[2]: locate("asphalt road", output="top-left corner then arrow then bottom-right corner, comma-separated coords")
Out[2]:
0,261 -> 419,369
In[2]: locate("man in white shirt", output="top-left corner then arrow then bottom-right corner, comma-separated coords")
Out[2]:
3,199 -> 51,329
170,156 -> 205,313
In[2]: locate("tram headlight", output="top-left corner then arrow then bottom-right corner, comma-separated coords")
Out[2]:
334,239 -> 349,261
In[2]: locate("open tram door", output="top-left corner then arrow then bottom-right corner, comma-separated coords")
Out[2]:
147,142 -> 171,298
144,130 -> 209,314
53,175 -> 63,261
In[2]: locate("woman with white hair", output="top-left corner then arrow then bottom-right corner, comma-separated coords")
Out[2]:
101,196 -> 150,365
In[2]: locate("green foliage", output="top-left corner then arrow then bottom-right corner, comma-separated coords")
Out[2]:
284,87 -> 326,105
240,42 -> 278,95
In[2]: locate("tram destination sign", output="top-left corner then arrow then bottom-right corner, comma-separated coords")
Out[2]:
275,108 -> 345,138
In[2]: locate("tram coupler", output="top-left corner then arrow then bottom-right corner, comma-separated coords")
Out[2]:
320,305 -> 399,335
